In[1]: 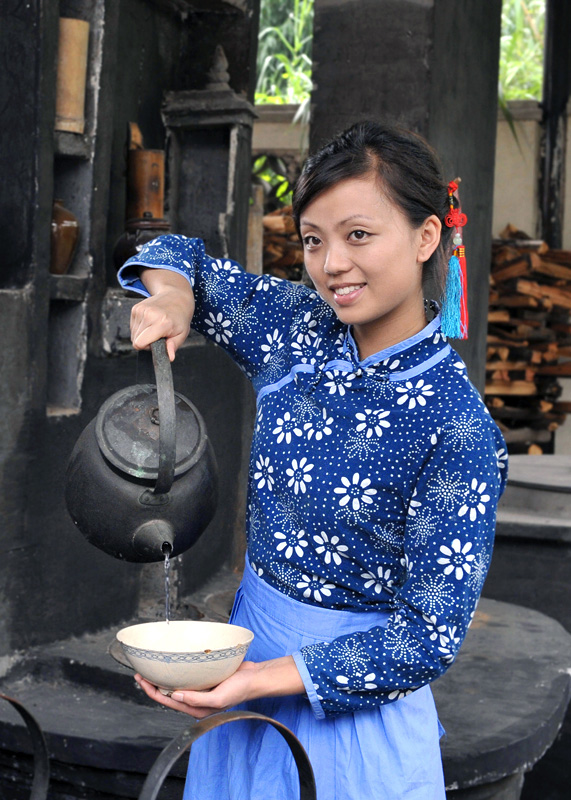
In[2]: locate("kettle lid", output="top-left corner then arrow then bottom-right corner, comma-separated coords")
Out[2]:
95,384 -> 206,480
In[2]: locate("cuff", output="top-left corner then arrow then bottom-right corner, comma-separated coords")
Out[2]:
292,651 -> 326,720
117,262 -> 195,296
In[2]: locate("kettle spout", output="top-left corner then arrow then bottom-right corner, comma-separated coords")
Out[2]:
133,519 -> 175,561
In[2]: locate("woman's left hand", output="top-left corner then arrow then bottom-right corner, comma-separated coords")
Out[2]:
134,655 -> 305,719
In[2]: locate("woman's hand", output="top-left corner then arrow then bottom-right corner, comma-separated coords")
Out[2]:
134,656 -> 305,719
130,269 -> 195,361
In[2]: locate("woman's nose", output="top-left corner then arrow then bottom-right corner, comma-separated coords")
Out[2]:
323,246 -> 352,275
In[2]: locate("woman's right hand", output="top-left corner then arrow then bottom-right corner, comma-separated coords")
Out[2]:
130,268 -> 195,361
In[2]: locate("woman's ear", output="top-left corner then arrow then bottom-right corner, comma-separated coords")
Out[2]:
417,215 -> 442,264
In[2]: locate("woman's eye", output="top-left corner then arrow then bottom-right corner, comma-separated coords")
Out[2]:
303,235 -> 321,249
349,230 -> 368,241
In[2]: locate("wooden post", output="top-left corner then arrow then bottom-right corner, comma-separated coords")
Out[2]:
539,0 -> 571,248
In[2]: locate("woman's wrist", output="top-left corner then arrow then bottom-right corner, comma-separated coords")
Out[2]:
248,656 -> 305,700
140,267 -> 194,298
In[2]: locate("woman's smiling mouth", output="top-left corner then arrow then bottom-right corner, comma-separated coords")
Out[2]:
332,284 -> 366,303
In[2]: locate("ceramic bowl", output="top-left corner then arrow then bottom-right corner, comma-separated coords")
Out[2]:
115,620 -> 254,694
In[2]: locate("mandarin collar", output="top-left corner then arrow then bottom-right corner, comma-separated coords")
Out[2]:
341,314 -> 447,371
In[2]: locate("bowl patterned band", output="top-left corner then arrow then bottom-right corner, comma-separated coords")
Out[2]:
121,642 -> 251,663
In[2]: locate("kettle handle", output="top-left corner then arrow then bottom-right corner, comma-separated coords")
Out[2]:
151,339 -> 176,496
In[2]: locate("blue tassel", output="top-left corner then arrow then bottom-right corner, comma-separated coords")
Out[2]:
441,255 -> 462,339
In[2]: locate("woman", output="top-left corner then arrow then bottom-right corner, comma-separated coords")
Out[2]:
119,121 -> 507,799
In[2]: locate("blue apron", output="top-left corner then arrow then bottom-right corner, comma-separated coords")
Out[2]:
184,560 -> 446,799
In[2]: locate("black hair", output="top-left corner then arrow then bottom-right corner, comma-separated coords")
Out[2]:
292,120 -> 455,294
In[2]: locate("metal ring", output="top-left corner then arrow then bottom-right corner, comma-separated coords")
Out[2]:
138,710 -> 316,800
0,692 -> 50,800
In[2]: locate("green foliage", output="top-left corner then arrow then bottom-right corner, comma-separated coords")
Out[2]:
252,154 -> 293,210
500,0 -> 545,101
255,0 -> 314,120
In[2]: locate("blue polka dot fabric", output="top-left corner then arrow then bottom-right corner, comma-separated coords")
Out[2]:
119,235 -> 507,717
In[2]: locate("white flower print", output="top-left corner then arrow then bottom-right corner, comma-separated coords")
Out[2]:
323,369 -> 356,396
292,393 -> 321,424
313,532 -> 348,565
330,637 -> 370,677
286,458 -> 314,495
247,501 -> 262,543
426,469 -> 469,512
270,561 -> 299,594
226,298 -> 257,335
407,488 -> 422,517
303,407 -> 333,440
334,473 -> 377,511
442,414 -> 483,451
388,687 -> 414,700
453,360 -> 469,380
254,275 -> 281,292
458,479 -> 490,521
300,642 -> 329,667
422,613 -> 447,642
382,357 -> 401,370
254,406 -> 263,434
336,673 -> 378,693
250,562 -> 264,577
437,538 -> 475,580
411,573 -> 456,616
253,456 -> 274,490
370,522 -> 403,554
361,566 -> 395,595
274,529 -> 309,559
430,427 -> 442,446
273,494 -> 301,529
400,553 -> 414,578
355,408 -> 391,438
407,507 -> 438,546
344,428 -> 381,459
212,258 -> 241,280
291,337 -> 324,365
296,574 -> 335,602
334,503 -> 372,528
206,311 -> 233,345
467,550 -> 491,593
395,379 -> 435,409
496,447 -> 508,477
385,618 -> 421,664
438,626 -> 461,663
273,412 -> 302,444
261,328 -> 285,363
293,311 -> 318,346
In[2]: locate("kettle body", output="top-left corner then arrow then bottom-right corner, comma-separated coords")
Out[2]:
65,341 -> 218,562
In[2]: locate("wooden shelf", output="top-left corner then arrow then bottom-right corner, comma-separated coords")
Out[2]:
49,274 -> 89,302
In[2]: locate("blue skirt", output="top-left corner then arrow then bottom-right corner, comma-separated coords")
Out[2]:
184,560 -> 446,800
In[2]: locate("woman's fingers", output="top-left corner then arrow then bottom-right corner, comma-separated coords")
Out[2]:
134,675 -> 228,719
130,293 -> 193,359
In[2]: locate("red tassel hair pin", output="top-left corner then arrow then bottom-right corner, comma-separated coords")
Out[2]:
440,179 -> 469,340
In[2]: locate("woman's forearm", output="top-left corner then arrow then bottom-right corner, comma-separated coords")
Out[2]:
140,267 -> 194,297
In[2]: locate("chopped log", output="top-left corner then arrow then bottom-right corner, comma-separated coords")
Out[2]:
485,380 -> 537,396
539,400 -> 554,412
543,249 -> 571,264
492,256 -> 532,283
492,295 -> 539,309
488,309 -> 511,322
531,259 -> 571,282
516,279 -> 571,310
263,214 -> 296,235
485,360 -> 533,371
501,426 -> 552,444
552,401 -> 571,413
528,444 -> 544,455
536,361 -> 571,376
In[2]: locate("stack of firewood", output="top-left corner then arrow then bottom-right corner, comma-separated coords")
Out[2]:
262,205 -> 304,281
487,225 -> 571,454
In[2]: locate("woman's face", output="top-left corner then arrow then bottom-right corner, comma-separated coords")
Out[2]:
299,173 -> 441,359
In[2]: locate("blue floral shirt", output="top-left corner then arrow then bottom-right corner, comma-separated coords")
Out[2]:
119,235 -> 508,718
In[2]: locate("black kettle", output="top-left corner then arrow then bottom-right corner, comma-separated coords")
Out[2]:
65,340 -> 218,562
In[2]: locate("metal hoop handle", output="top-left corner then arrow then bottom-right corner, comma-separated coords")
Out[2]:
138,710 -> 317,800
0,692 -> 50,800
150,339 -> 176,496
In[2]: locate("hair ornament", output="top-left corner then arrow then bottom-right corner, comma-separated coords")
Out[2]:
441,179 -> 468,339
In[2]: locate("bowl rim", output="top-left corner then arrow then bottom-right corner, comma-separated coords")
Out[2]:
115,619 -> 254,656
